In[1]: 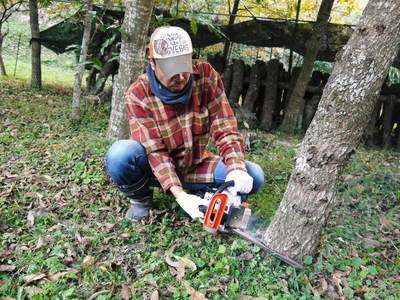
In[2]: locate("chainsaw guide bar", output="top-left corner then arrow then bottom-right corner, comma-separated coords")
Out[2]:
202,181 -> 304,270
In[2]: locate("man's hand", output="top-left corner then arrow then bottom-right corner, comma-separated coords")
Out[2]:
225,170 -> 253,194
175,191 -> 209,220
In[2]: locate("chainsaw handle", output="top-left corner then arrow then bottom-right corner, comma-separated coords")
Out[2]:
216,181 -> 248,202
215,180 -> 234,193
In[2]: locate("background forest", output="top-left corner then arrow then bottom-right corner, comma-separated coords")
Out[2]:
1,0 -> 399,299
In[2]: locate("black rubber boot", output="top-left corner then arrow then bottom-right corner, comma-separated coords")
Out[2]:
125,195 -> 153,222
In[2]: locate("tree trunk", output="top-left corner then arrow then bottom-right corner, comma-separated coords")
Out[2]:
364,100 -> 382,148
228,59 -> 245,106
0,24 -> 7,76
106,0 -> 154,141
302,95 -> 320,131
280,0 -> 335,134
259,59 -> 280,131
71,0 -> 93,124
263,0 -> 400,261
381,95 -> 395,149
222,0 -> 240,70
29,0 -> 41,89
243,60 -> 264,113
223,64 -> 233,98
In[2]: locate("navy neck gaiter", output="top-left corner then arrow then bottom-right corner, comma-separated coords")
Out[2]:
146,64 -> 193,105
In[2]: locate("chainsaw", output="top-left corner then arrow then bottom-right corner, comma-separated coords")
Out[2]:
199,181 -> 304,270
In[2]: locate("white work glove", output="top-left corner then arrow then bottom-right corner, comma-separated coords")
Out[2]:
176,191 -> 210,220
225,170 -> 253,194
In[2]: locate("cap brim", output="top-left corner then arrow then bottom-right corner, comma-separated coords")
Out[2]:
155,54 -> 192,79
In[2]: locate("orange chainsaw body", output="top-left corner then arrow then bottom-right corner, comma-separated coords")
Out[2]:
203,193 -> 228,234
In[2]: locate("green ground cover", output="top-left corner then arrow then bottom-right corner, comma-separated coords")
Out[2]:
0,76 -> 399,299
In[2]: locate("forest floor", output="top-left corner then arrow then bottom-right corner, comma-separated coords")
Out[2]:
0,76 -> 399,299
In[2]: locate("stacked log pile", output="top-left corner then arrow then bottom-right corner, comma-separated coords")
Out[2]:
212,57 -> 400,150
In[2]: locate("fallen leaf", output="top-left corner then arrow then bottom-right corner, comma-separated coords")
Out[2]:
0,265 -> 16,272
144,279 -> 158,286
319,276 -> 328,292
165,255 -> 180,268
182,281 -> 208,300
75,231 -> 83,243
54,190 -> 63,201
27,208 -> 48,226
24,286 -> 43,295
120,233 -> 131,240
355,286 -> 369,294
332,272 -> 343,294
47,224 -> 63,232
105,223 -> 116,231
81,255 -> 96,269
98,207 -> 113,211
99,265 -> 109,273
88,290 -> 109,300
47,269 -> 78,281
0,186 -> 13,198
362,237 -> 380,249
205,286 -> 224,293
35,236 -> 46,250
24,272 -> 46,283
178,256 -> 197,271
121,284 -> 131,300
177,259 -> 185,280
168,266 -> 178,276
379,215 -> 399,230
140,264 -> 161,277
150,290 -> 159,300
166,284 -> 179,293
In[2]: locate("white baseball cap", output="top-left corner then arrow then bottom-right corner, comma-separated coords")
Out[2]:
149,26 -> 193,79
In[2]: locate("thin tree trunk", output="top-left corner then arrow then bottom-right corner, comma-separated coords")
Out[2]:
106,0 -> 154,141
0,24 -> 7,76
71,0 -> 93,123
281,0 -> 335,134
259,59 -> 280,131
381,95 -> 395,149
228,59 -> 245,105
29,0 -> 41,89
223,64 -> 233,98
222,0 -> 240,70
243,60 -> 264,113
263,0 -> 400,261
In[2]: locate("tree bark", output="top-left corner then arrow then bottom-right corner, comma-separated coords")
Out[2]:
222,0 -> 240,70
228,59 -> 245,106
223,64 -> 233,98
263,0 -> 400,261
106,0 -> 154,141
259,59 -> 280,131
29,0 -> 41,89
364,100 -> 382,148
71,0 -> 93,124
243,60 -> 264,113
0,24 -> 6,76
381,95 -> 395,149
281,0 -> 335,134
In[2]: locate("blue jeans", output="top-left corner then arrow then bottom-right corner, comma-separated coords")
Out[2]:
105,140 -> 265,199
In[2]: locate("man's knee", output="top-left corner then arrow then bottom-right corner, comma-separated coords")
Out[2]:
105,140 -> 146,176
106,140 -> 143,165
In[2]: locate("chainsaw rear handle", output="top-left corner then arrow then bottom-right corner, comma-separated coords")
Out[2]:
216,180 -> 248,202
199,181 -> 249,214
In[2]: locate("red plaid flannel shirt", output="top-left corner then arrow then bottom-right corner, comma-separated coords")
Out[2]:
125,59 -> 246,192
